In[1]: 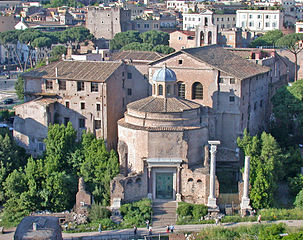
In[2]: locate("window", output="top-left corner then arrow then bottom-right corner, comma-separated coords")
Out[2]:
249,14 -> 252,19
91,82 -> 98,92
77,81 -> 84,91
192,82 -> 203,100
265,22 -> 270,27
144,23 -> 149,28
80,102 -> 85,110
65,101 -> 70,108
178,36 -> 182,40
95,120 -> 101,129
96,103 -> 101,111
127,72 -> 132,79
46,80 -> 53,90
64,117 -> 70,126
178,82 -> 185,98
260,100 -> 263,107
127,88 -> 132,96
257,15 -> 261,19
166,85 -> 171,96
178,59 -> 183,64
79,118 -> 85,128
137,24 -> 140,28
59,80 -> 66,90
229,96 -> 235,102
272,22 -> 277,27
158,85 -> 163,95
219,77 -> 224,83
249,22 -> 254,27
122,79 -> 125,89
230,78 -> 235,84
38,142 -> 44,151
254,102 -> 257,110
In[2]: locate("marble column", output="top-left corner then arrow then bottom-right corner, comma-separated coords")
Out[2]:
204,144 -> 209,167
241,156 -> 252,213
147,167 -> 152,199
176,166 -> 181,202
207,140 -> 220,209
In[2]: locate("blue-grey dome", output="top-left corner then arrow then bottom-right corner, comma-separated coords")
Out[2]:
152,66 -> 177,82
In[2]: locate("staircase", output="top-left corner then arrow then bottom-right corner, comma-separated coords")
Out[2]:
152,201 -> 177,227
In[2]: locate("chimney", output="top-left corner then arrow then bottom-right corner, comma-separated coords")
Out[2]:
55,67 -> 58,78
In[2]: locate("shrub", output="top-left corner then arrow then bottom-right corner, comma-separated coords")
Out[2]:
88,203 -> 111,222
177,202 -> 193,217
192,204 -> 208,220
120,198 -> 152,228
294,189 -> 303,208
258,223 -> 286,240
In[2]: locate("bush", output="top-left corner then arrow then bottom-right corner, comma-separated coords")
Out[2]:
258,223 -> 286,240
120,198 -> 152,228
294,189 -> 303,208
88,203 -> 111,222
177,202 -> 193,217
192,204 -> 208,220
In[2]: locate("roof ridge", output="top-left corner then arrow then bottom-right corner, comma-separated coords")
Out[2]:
137,96 -> 155,111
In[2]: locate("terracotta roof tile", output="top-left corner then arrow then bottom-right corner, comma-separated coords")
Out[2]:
110,51 -> 164,61
127,96 -> 200,113
22,60 -> 123,82
182,45 -> 270,80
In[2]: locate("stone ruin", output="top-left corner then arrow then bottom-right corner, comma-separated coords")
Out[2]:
75,177 -> 93,215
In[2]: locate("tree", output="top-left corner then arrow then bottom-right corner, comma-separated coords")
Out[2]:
276,33 -> 303,81
79,132 -> 119,205
153,45 -> 175,54
237,131 -> 283,209
294,188 -> 303,208
121,42 -> 154,51
51,45 -> 67,58
271,80 -> 303,146
249,30 -> 283,48
139,30 -> 169,46
15,75 -> 24,100
110,31 -> 141,50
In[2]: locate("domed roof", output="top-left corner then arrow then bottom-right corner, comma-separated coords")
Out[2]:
152,65 -> 177,82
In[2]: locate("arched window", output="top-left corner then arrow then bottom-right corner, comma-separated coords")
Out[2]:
166,85 -> 171,96
200,31 -> 204,46
208,31 -> 212,45
177,82 -> 185,98
158,84 -> 163,95
188,178 -> 193,182
192,82 -> 203,100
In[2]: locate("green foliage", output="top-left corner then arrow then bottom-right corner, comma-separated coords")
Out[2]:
249,30 -> 283,47
283,231 -> 303,240
15,75 -> 24,100
139,30 -> 169,46
271,80 -> 303,146
32,37 -> 52,49
237,130 -> 284,209
110,30 -> 174,54
120,198 -> 152,228
177,202 -> 208,221
110,31 -> 141,50
294,189 -> 303,208
44,0 -> 84,8
88,203 -> 111,222
0,110 -> 14,122
258,223 -> 286,240
51,45 -> 67,58
289,174 -> 303,196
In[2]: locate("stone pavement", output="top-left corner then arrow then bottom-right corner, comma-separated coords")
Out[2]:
1,220 -> 303,240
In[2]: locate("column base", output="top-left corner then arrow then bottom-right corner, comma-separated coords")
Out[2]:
207,197 -> 217,209
240,197 -> 252,216
176,193 -> 182,202
147,193 -> 153,200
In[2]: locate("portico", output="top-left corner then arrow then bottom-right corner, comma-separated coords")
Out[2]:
146,158 -> 182,201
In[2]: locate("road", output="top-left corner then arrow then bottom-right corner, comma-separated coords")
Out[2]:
1,220 -> 303,240
0,73 -> 20,108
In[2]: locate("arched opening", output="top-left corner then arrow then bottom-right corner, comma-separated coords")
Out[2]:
127,179 -> 133,185
177,82 -> 185,98
192,82 -> 203,100
136,178 -> 142,185
166,85 -> 171,96
153,84 -> 155,94
158,84 -> 163,96
200,31 -> 204,46
188,178 -> 193,182
205,17 -> 208,26
208,31 -> 212,45
197,179 -> 202,183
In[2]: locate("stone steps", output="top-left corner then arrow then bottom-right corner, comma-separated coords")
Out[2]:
152,201 -> 177,227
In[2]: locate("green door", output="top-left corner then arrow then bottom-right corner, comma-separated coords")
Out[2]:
156,172 -> 173,199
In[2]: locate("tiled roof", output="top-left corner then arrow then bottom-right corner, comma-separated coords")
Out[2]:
172,30 -> 195,37
110,51 -> 163,61
22,60 -> 123,82
127,96 -> 201,113
182,45 -> 270,80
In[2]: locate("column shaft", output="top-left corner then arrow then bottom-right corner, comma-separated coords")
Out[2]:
243,156 -> 250,199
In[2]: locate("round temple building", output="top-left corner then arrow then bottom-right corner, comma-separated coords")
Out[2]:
110,66 -> 219,206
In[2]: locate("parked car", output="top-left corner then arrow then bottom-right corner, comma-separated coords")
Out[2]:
3,98 -> 13,104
